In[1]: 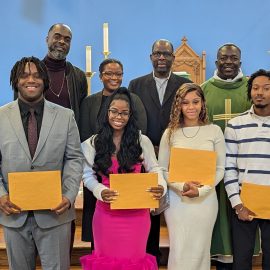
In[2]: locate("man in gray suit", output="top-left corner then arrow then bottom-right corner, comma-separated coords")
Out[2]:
0,56 -> 83,270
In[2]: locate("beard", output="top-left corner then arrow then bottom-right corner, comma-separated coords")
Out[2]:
18,90 -> 44,103
254,103 -> 268,109
48,45 -> 69,60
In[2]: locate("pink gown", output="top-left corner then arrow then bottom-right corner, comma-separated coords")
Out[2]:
80,158 -> 158,270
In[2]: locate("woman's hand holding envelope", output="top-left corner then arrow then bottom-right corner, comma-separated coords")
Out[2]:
101,189 -> 119,203
146,185 -> 164,200
181,181 -> 202,198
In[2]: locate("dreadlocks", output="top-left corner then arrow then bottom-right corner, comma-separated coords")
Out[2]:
10,56 -> 50,93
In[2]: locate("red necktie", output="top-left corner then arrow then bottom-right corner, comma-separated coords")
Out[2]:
28,108 -> 38,158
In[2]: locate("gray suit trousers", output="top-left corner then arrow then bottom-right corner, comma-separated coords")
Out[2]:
3,212 -> 71,270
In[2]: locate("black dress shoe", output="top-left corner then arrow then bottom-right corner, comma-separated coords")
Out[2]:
216,262 -> 233,270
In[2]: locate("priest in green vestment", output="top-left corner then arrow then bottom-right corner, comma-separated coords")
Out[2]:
201,43 -> 259,270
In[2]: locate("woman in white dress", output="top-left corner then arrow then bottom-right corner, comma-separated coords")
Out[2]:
158,83 -> 225,270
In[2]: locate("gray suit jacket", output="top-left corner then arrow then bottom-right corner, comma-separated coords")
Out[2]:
0,99 -> 83,228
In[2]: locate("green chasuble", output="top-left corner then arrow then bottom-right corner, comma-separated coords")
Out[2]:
201,76 -> 260,257
202,77 -> 251,132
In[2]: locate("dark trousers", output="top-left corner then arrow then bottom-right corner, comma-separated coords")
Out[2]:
215,261 -> 233,270
146,214 -> 161,265
81,185 -> 97,251
70,220 -> 76,257
232,212 -> 270,270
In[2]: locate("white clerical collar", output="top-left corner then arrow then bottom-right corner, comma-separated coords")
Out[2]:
213,69 -> 244,83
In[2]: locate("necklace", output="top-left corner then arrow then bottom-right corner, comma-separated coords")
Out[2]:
181,126 -> 200,138
49,72 -> 66,98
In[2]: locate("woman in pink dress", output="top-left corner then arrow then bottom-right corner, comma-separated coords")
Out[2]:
80,87 -> 166,270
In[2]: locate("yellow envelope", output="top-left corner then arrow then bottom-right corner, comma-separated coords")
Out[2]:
8,170 -> 62,211
110,173 -> 159,209
241,182 -> 270,219
168,147 -> 217,186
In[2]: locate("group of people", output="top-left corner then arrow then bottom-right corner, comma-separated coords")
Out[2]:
0,22 -> 269,270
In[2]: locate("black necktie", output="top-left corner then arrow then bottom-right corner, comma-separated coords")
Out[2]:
28,108 -> 38,158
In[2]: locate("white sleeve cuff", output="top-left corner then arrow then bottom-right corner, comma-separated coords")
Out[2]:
169,182 -> 184,194
198,185 -> 212,197
92,183 -> 109,201
230,195 -> 242,208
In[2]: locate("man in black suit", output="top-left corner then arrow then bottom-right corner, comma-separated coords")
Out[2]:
128,39 -> 191,264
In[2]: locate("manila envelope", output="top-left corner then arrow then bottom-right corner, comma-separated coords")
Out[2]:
110,173 -> 159,210
168,147 -> 217,186
8,170 -> 62,211
241,182 -> 270,219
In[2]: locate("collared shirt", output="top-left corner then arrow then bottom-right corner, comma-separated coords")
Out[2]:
18,98 -> 45,141
250,106 -> 270,123
153,71 -> 171,105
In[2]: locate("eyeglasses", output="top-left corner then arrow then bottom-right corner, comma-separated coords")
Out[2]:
108,109 -> 130,118
102,72 -> 124,79
152,51 -> 173,59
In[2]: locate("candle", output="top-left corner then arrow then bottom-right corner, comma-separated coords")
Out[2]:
86,46 -> 92,72
103,23 -> 109,52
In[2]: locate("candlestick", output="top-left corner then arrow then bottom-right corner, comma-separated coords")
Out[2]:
86,46 -> 92,72
85,71 -> 96,96
103,22 -> 109,53
103,51 -> 111,59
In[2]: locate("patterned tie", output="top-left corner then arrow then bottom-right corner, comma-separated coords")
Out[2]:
28,108 -> 38,158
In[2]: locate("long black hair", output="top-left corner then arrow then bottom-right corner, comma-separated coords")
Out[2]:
93,87 -> 142,176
